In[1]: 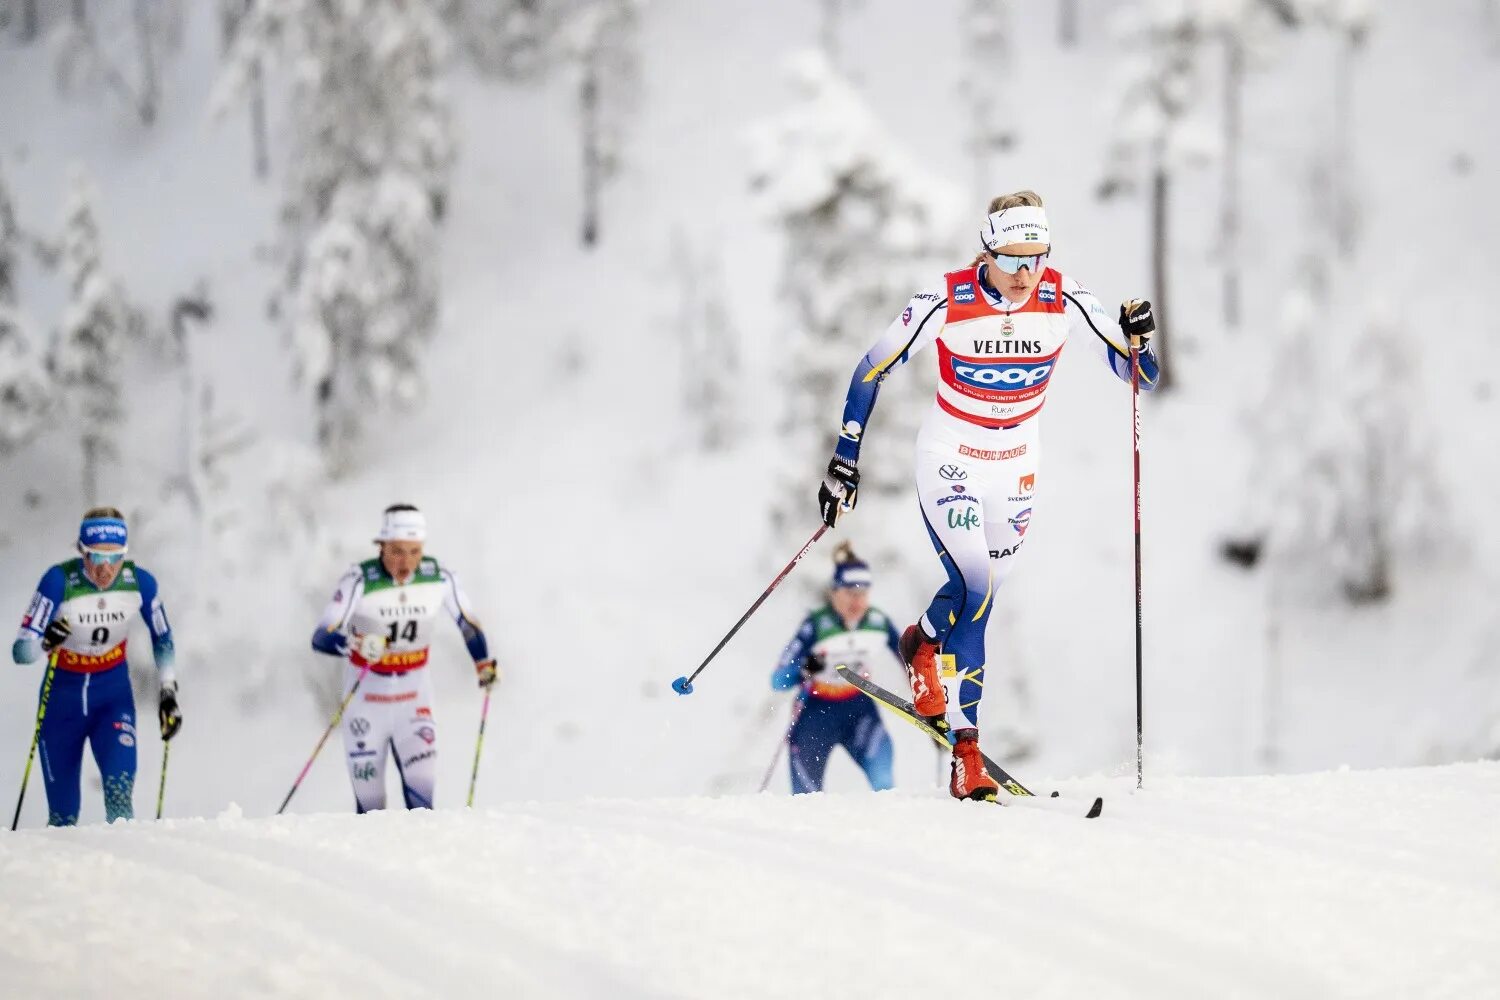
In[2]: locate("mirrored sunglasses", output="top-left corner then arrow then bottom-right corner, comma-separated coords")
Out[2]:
82,547 -> 127,565
988,251 -> 1049,275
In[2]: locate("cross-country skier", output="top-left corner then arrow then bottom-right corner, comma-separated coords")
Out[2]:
311,504 -> 497,812
10,508 -> 180,825
817,191 -> 1158,800
771,543 -> 900,794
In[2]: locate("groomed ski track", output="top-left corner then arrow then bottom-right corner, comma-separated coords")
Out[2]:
2,763 -> 1496,1000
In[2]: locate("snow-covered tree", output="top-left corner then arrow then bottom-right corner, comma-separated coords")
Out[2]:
1211,0 -> 1301,329
747,50 -> 961,603
818,0 -> 863,71
565,0 -> 643,248
669,230 -> 739,452
0,164 -> 53,454
440,0 -> 571,81
217,0 -> 269,180
215,0 -> 456,474
1098,0 -> 1221,390
49,167 -> 144,502
959,0 -> 1017,199
53,0 -> 185,126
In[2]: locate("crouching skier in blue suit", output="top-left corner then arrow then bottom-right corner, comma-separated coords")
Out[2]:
11,508 -> 181,825
771,544 -> 900,794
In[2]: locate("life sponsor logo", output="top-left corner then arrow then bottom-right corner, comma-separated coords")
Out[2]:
950,357 -> 1054,393
1011,508 -> 1032,536
938,464 -> 967,481
947,507 -> 981,531
958,443 -> 1027,462
954,281 -> 976,304
352,761 -> 378,782
1037,281 -> 1056,304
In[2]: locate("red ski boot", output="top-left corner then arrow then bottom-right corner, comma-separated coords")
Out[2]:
949,729 -> 1000,801
899,625 -> 948,729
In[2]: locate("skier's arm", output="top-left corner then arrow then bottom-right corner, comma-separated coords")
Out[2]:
12,566 -> 65,665
1061,276 -> 1160,390
832,291 -> 948,463
440,568 -> 490,664
133,568 -> 177,686
771,616 -> 817,691
311,568 -> 363,657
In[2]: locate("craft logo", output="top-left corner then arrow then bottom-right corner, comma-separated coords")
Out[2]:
989,543 -> 1023,559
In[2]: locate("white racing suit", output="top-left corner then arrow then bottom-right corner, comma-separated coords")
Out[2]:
833,263 -> 1159,733
311,556 -> 490,812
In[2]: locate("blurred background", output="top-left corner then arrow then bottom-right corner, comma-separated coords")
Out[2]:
1,0 -> 1497,824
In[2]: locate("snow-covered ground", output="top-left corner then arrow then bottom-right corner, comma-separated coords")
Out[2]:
3,762 -> 1497,1000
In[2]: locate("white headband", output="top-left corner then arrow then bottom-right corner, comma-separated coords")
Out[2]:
374,507 -> 427,543
981,205 -> 1050,252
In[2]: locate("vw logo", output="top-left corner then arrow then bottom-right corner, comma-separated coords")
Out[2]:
939,464 -> 968,481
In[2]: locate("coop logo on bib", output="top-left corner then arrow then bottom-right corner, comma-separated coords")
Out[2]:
951,358 -> 1054,391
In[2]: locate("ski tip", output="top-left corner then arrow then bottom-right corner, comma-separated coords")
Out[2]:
1086,797 -> 1104,819
671,677 -> 694,696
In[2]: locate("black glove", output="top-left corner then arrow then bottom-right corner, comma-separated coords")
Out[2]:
41,617 -> 71,652
818,456 -> 860,528
158,683 -> 182,742
801,652 -> 827,677
1119,299 -> 1155,345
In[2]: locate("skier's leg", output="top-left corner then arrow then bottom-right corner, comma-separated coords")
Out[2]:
844,699 -> 894,792
86,667 -> 136,823
343,669 -> 391,813
786,699 -> 836,794
391,671 -> 436,810
916,462 -> 995,734
37,672 -> 85,827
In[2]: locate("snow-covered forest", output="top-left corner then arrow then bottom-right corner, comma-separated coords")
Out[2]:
1,1 -> 1498,993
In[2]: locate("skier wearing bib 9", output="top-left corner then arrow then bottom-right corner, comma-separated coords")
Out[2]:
311,504 -> 497,813
771,543 -> 900,794
11,508 -> 181,826
817,191 -> 1159,800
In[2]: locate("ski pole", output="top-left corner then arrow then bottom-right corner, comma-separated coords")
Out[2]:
277,664 -> 371,815
673,524 -> 828,695
155,742 -> 171,820
10,650 -> 58,831
466,687 -> 492,808
1130,331 -> 1145,790
757,686 -> 809,792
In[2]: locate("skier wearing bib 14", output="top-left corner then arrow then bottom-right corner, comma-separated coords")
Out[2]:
11,508 -> 182,825
816,191 -> 1159,801
311,504 -> 497,813
771,543 -> 900,794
